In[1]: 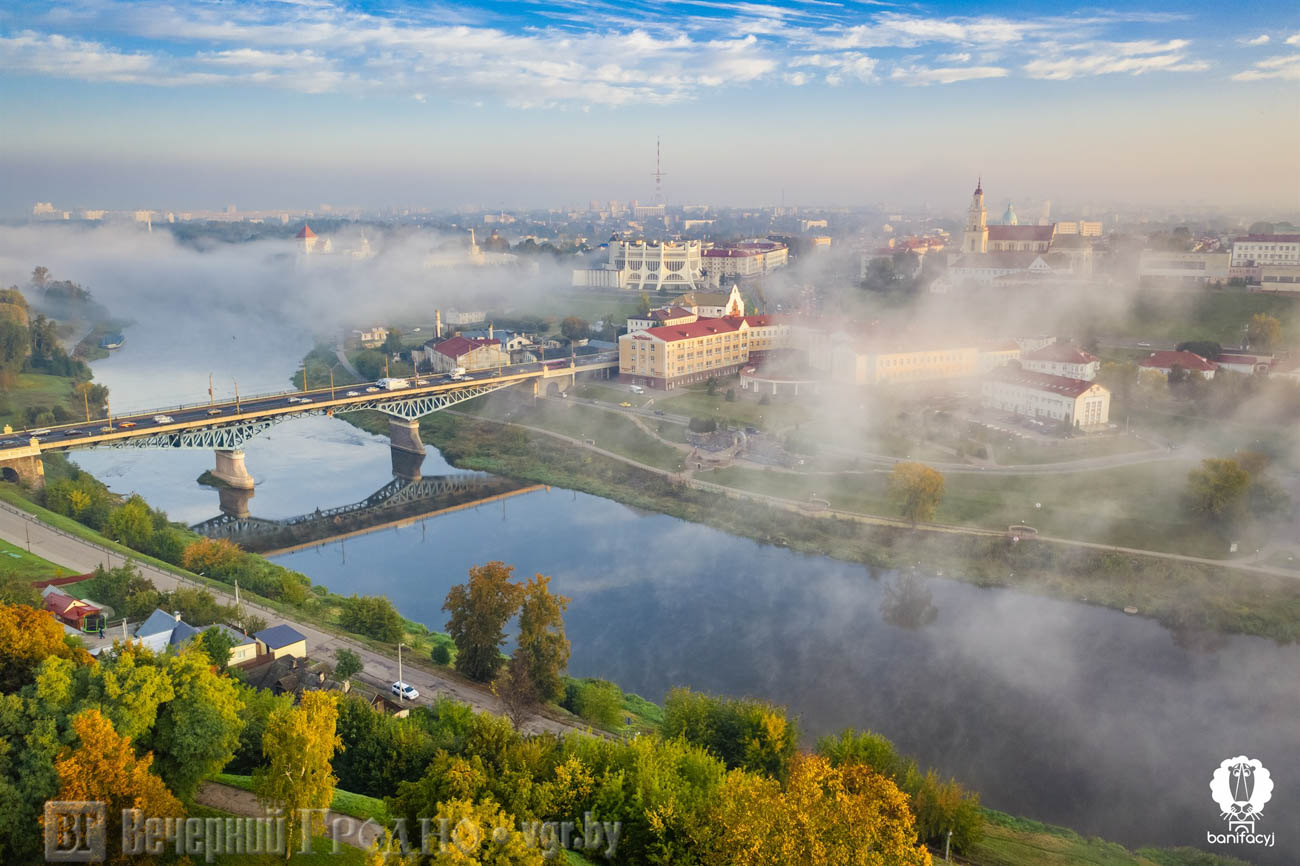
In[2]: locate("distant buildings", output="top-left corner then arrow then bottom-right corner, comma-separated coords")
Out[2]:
1018,343 -> 1100,381
1228,234 -> 1300,290
982,367 -> 1111,428
701,241 -> 788,285
1137,250 -> 1231,287
423,335 -> 509,373
1138,350 -> 1217,380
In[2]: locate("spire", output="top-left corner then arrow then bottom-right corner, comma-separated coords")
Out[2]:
974,176 -> 983,196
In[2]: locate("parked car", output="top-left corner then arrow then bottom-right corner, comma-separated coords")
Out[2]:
391,681 -> 419,701
619,401 -> 633,407
654,409 -> 665,416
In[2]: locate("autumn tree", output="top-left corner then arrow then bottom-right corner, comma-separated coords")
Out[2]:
559,316 -> 589,342
512,574 -> 570,702
443,562 -> 524,683
662,688 -> 798,780
181,536 -> 243,577
491,661 -> 538,731
196,626 -> 236,668
426,798 -> 544,865
52,709 -> 183,863
0,603 -> 91,691
254,691 -> 342,859
1184,458 -> 1250,524
888,462 -> 945,526
1246,313 -> 1282,351
711,754 -> 931,866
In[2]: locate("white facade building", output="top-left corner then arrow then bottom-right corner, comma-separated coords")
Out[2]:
982,367 -> 1111,428
1230,235 -> 1300,268
1018,343 -> 1100,381
610,240 -> 705,292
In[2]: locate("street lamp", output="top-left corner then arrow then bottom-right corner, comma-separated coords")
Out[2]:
397,642 -> 407,700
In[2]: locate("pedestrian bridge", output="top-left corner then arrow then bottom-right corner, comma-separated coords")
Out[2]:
0,352 -> 617,489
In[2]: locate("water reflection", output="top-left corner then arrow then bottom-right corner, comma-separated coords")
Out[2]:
879,572 -> 939,629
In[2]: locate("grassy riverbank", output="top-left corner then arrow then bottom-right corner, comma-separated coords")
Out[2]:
339,406 -> 1300,643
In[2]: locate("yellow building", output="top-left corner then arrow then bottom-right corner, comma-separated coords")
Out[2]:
619,317 -> 750,389
254,625 -> 308,661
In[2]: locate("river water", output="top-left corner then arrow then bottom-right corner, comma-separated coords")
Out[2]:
72,320 -> 1299,863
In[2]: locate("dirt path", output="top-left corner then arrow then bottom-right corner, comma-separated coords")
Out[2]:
194,782 -> 386,852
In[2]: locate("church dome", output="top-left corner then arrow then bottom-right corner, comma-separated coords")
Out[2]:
1001,204 -> 1018,225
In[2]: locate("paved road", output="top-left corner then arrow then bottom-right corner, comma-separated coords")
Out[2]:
0,501 -> 587,736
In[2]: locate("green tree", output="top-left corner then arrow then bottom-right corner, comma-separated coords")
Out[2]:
339,595 -> 404,643
1175,340 -> 1221,360
0,319 -> 27,387
887,462 -> 945,526
254,691 -> 341,859
512,574 -> 569,702
569,678 -> 623,728
149,648 -> 246,799
104,496 -> 154,550
662,688 -> 798,780
1184,458 -> 1250,524
443,561 -> 524,683
1246,313 -> 1282,351
560,316 -> 589,342
196,626 -> 236,668
334,648 -> 363,681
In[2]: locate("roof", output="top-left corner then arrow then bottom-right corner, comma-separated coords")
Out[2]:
43,592 -> 99,619
1138,350 -> 1216,372
986,366 -> 1100,398
431,335 -> 501,358
168,621 -> 201,648
1234,234 -> 1300,243
1020,343 -> 1099,365
703,247 -> 760,258
136,608 -> 181,638
736,314 -> 785,327
637,306 -> 696,321
679,291 -> 730,306
255,624 -> 307,649
951,251 -> 1041,270
296,225 -> 316,239
987,225 -> 1054,242
639,317 -> 744,343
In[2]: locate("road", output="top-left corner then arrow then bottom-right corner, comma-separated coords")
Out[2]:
0,500 -> 588,736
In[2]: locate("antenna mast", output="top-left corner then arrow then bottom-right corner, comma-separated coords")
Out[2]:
652,137 -> 667,205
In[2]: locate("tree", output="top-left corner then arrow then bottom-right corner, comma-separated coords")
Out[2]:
104,496 -> 153,551
512,574 -> 569,702
491,660 -> 538,731
443,562 -> 524,683
887,462 -> 945,526
425,798 -> 544,865
560,316 -> 589,342
254,691 -> 341,859
431,643 -> 452,665
0,603 -> 91,691
339,595 -> 404,643
565,678 -> 623,728
1246,313 -> 1282,351
382,328 -> 404,355
1184,458 -> 1250,524
149,649 -> 246,799
52,709 -> 183,863
705,377 -> 719,396
0,319 -> 26,387
196,626 -> 236,668
334,648 -> 363,681
662,688 -> 798,780
181,536 -> 243,577
1175,340 -> 1221,360
31,266 -> 49,288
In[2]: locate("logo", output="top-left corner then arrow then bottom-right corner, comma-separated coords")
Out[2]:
44,801 -> 106,862
1206,756 -> 1275,848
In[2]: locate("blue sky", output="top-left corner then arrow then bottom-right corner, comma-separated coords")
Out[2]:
1,0 -> 1297,213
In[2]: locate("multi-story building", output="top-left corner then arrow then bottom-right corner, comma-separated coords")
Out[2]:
1138,350 -> 1217,380
677,285 -> 745,318
1138,250 -> 1231,286
619,317 -> 751,389
701,241 -> 788,284
423,335 -> 509,373
626,306 -> 698,334
1018,343 -> 1100,381
1054,221 -> 1103,237
1230,234 -> 1300,268
608,240 -> 705,292
983,366 -> 1111,428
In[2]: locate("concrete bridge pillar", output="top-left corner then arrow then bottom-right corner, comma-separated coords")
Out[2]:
211,449 -> 255,490
0,449 -> 45,489
218,485 -> 254,519
388,417 -> 426,456
390,447 -> 425,482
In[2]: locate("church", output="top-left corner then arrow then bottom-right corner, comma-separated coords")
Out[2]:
937,180 -> 1092,291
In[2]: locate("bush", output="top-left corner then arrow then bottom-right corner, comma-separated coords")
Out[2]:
564,678 -> 624,727
338,594 -> 404,643
662,688 -> 798,780
431,643 -> 451,665
688,416 -> 717,434
725,388 -> 735,402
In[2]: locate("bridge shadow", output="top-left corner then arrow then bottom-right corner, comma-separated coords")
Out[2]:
191,471 -> 541,554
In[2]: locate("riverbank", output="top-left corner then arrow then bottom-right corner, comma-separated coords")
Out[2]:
338,406 -> 1300,643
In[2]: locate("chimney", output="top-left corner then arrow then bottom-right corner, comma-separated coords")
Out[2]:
435,309 -> 442,338
173,611 -> 181,622
489,322 -> 494,341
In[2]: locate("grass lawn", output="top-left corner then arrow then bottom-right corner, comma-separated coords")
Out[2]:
989,433 -> 1154,466
655,384 -> 803,431
1109,289 -> 1298,346
0,372 -> 79,430
186,805 -> 370,864
0,537 -> 72,579
213,774 -> 392,825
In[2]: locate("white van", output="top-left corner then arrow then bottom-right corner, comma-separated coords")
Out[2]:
629,385 -> 645,394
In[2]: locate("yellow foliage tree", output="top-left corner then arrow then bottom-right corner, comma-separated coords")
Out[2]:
0,603 -> 91,691
254,691 -> 342,859
712,754 -> 932,866
51,709 -> 183,863
180,536 -> 243,577
887,462 -> 945,526
427,798 -> 544,866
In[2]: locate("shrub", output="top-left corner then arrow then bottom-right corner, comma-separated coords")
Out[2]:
566,678 -> 624,727
431,643 -> 451,665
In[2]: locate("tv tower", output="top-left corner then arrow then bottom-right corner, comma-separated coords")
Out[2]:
651,136 -> 667,205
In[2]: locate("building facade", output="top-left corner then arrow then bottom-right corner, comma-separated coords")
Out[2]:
1230,234 -> 1300,268
619,317 -> 750,389
1138,250 -> 1231,286
982,367 -> 1111,428
1018,343 -> 1100,381
627,306 -> 698,334
424,335 -> 510,372
609,240 -> 705,292
677,285 -> 745,318
1138,350 -> 1217,380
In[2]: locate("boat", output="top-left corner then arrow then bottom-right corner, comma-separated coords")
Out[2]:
98,333 -> 125,350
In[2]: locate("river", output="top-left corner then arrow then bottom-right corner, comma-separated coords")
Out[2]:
71,320 -> 1299,863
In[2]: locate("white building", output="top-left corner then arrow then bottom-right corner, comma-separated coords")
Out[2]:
1018,343 -> 1100,381
1230,234 -> 1300,268
423,335 -> 509,373
1138,250 -> 1230,286
677,285 -> 745,318
982,366 -> 1111,429
1137,350 -> 1217,380
701,241 -> 788,284
608,240 -> 705,292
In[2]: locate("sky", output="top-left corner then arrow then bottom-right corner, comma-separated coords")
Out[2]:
0,0 -> 1298,215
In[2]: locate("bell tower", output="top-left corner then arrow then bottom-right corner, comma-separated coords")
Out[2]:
962,178 -> 988,254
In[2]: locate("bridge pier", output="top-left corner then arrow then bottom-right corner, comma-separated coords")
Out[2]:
388,417 -> 426,456
0,446 -> 45,490
211,449 -> 255,490
218,485 -> 254,519
390,447 -> 425,483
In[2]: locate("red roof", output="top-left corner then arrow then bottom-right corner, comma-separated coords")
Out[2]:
640,317 -> 744,343
295,225 -> 316,239
1020,343 -> 1099,365
1138,350 -> 1216,372
987,225 -> 1054,242
987,366 -> 1099,398
43,592 -> 100,620
432,336 -> 500,358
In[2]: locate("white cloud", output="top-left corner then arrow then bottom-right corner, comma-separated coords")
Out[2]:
1232,53 -> 1300,82
937,52 -> 972,63
0,31 -> 157,83
788,52 -> 878,84
1024,40 -> 1208,80
889,64 -> 1008,85
1286,33 -> 1300,46
1238,34 -> 1270,46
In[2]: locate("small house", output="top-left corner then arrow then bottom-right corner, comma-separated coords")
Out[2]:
43,592 -> 104,633
254,624 -> 308,660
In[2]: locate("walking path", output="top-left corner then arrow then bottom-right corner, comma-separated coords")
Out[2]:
194,782 -> 385,851
0,500 -> 588,736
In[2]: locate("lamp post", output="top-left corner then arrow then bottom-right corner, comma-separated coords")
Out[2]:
397,642 -> 407,700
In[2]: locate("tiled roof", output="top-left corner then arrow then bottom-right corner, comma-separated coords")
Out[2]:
1234,234 -> 1300,243
1020,343 -> 1099,365
703,248 -> 760,258
431,336 -> 501,358
987,365 -> 1100,398
1138,350 -> 1216,372
295,225 -> 316,239
951,252 -> 1041,270
987,225 -> 1054,242
640,317 -> 744,343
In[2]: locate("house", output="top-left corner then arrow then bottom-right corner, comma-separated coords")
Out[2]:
132,609 -> 258,665
982,366 -> 1111,428
627,306 -> 698,334
240,655 -> 346,699
369,694 -> 410,718
1019,343 -> 1100,381
43,592 -> 104,633
677,285 -> 745,318
254,624 -> 308,660
358,326 -> 389,348
423,335 -> 510,373
1215,352 -> 1273,376
1138,350 -> 1217,380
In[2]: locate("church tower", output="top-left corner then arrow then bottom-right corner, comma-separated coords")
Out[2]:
962,178 -> 988,254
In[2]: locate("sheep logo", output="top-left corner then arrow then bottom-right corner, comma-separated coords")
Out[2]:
1210,756 -> 1272,834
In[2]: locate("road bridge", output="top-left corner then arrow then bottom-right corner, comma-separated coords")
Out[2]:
0,352 -> 616,490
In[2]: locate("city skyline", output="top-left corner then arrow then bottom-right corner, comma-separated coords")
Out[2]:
0,0 -> 1297,214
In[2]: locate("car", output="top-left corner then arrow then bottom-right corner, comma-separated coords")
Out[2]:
153,415 -> 174,424
118,421 -> 136,429
745,426 -> 758,434
99,426 -> 113,433
391,681 -> 420,701
286,396 -> 301,403
414,379 -> 428,385
365,386 -> 380,393
30,429 -> 51,436
346,390 -> 360,397
63,429 -> 83,437
1137,341 -> 1151,347
298,397 -> 312,403
206,408 -> 223,415
654,409 -> 665,416
619,401 -> 633,407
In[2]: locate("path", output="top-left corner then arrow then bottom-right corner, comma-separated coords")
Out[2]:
194,782 -> 385,851
334,346 -> 361,380
0,500 -> 588,736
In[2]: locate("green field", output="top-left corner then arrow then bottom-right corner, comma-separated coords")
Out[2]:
0,537 -> 71,580
0,372 -> 79,430
213,774 -> 391,825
